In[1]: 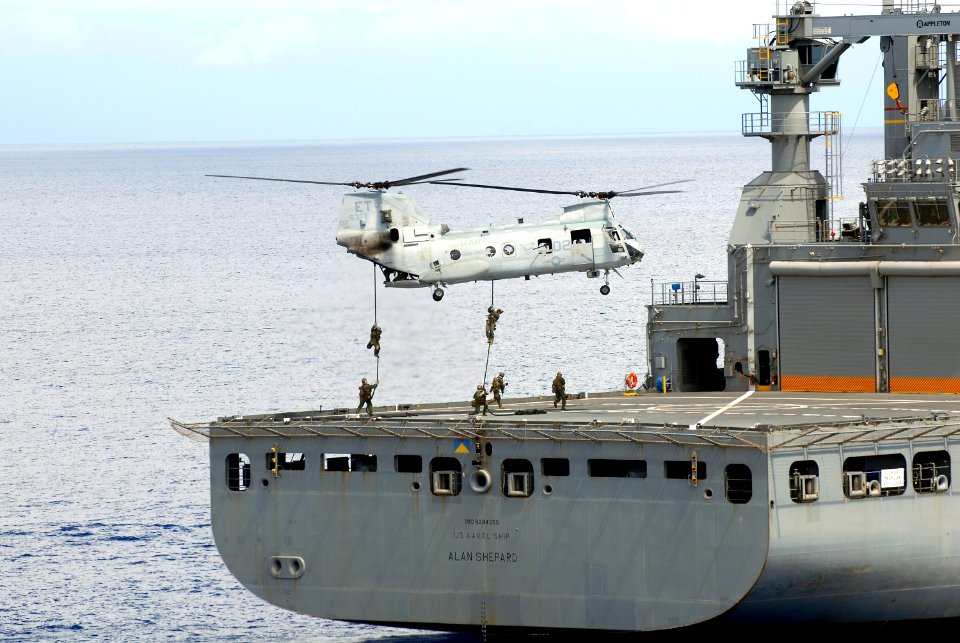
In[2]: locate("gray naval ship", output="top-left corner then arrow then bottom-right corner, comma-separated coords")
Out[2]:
171,0 -> 960,634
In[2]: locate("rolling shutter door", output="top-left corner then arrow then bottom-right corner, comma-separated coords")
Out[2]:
778,275 -> 876,392
888,277 -> 960,393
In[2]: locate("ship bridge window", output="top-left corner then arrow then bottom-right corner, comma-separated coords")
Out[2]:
322,453 -> 377,472
913,450 -> 950,493
724,464 -> 753,504
665,460 -> 707,480
541,458 -> 569,476
843,454 -> 906,498
226,453 -> 251,491
430,457 -> 462,496
266,451 -> 305,472
789,460 -> 820,503
571,229 -> 591,244
588,459 -> 647,478
915,198 -> 951,227
502,459 -> 534,497
395,454 -> 422,473
877,199 -> 913,227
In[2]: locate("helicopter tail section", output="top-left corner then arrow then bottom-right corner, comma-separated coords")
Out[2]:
336,191 -> 434,256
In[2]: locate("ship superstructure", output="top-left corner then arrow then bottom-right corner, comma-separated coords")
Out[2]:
648,0 -> 960,396
171,1 -> 960,634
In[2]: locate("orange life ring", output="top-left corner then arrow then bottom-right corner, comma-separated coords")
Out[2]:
625,372 -> 638,389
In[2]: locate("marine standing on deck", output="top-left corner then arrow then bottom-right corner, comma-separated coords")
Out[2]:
485,307 -> 503,344
472,384 -> 490,415
357,378 -> 378,416
552,372 -> 567,410
491,372 -> 507,410
367,324 -> 382,358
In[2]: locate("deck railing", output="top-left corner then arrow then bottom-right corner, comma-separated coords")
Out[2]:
651,279 -> 727,306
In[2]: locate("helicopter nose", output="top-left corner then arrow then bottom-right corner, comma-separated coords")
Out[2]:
626,240 -> 644,262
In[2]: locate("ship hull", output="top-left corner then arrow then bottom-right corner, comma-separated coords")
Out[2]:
178,392 -> 960,632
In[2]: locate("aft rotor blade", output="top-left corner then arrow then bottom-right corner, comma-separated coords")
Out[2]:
206,174 -> 356,186
392,167 -> 470,185
429,180 -> 581,196
207,167 -> 470,190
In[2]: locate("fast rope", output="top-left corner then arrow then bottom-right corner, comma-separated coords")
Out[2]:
483,281 -> 494,385
373,264 -> 379,382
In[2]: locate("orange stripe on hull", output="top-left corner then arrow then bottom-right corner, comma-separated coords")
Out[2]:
890,378 -> 960,394
780,375 -> 876,392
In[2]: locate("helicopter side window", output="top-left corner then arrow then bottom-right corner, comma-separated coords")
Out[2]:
450,249 -> 461,261
485,246 -> 496,257
503,244 -> 515,256
537,239 -> 553,253
571,229 -> 591,244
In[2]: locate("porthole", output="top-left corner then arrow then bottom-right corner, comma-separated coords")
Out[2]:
703,488 -> 713,499
543,485 -> 553,495
485,246 -> 496,257
411,481 -> 421,492
261,479 -> 269,488
450,249 -> 461,260
503,244 -> 515,256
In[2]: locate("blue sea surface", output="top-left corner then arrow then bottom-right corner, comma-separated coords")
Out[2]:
0,130 -> 881,640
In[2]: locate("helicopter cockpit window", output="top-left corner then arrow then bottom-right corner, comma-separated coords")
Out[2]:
606,228 -> 621,241
622,228 -> 636,240
537,239 -> 553,253
450,249 -> 461,261
571,229 -> 591,244
485,246 -> 496,257
503,244 -> 515,256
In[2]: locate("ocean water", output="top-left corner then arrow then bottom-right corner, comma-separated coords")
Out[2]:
0,130 -> 881,641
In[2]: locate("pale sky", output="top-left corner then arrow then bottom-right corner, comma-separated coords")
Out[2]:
0,1 -> 895,145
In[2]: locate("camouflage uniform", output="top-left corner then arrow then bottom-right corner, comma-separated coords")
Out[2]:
491,372 -> 506,410
485,307 -> 503,344
552,372 -> 567,410
357,378 -> 378,416
472,384 -> 490,415
366,324 -> 382,358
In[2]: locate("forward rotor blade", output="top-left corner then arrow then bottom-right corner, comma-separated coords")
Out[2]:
617,179 -> 693,194
430,179 -> 688,200
615,189 -> 685,197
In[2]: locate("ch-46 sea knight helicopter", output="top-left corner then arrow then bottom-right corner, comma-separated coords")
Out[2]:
208,168 -> 687,301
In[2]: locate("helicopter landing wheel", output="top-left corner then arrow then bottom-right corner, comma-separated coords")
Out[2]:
600,284 -> 611,296
432,287 -> 445,301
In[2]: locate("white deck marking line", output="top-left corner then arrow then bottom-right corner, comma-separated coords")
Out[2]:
690,391 -> 754,430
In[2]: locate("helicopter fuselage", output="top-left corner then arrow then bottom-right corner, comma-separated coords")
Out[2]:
335,190 -> 643,293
